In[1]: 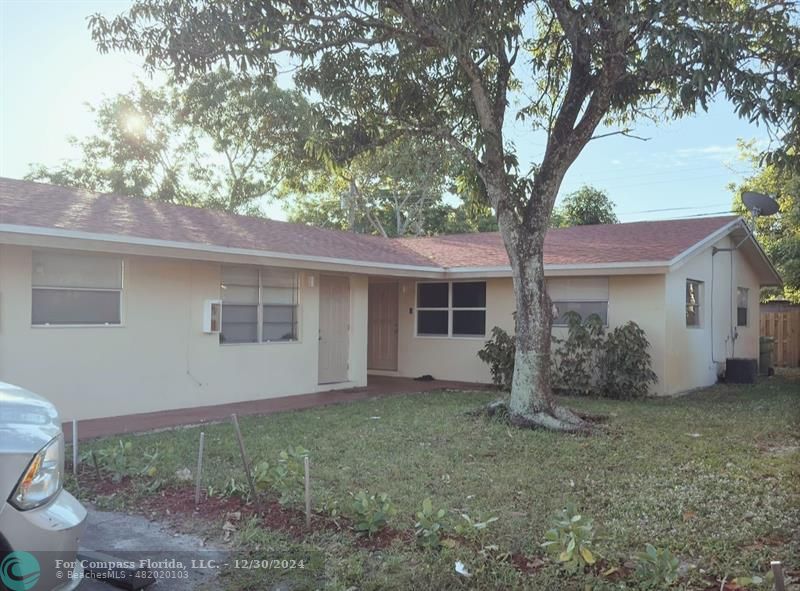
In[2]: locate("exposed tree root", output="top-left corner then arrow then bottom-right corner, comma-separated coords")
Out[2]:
476,400 -> 605,434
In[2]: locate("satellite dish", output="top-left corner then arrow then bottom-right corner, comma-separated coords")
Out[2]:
742,191 -> 779,217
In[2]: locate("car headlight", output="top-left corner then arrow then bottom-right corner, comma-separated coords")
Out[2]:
9,434 -> 64,510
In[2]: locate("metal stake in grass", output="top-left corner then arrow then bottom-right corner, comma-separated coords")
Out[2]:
231,414 -> 257,501
304,456 -> 311,529
771,561 -> 785,591
90,451 -> 101,480
195,431 -> 205,506
72,419 -> 79,475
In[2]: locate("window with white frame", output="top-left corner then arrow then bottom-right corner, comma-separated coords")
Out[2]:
220,266 -> 298,344
416,281 -> 486,337
552,301 -> 608,326
686,279 -> 703,327
31,250 -> 123,326
737,287 -> 749,326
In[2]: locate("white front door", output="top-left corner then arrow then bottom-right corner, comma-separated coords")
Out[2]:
318,275 -> 350,384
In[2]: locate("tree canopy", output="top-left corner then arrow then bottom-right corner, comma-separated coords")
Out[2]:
27,69 -> 312,214
552,185 -> 618,227
90,0 -> 800,431
733,143 -> 800,303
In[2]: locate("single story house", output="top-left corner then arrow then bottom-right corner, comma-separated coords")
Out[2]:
0,177 -> 781,422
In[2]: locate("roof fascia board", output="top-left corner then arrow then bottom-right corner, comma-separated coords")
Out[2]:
0,224 -> 445,278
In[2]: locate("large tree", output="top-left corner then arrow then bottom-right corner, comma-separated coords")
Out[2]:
553,185 -> 618,227
28,70 -> 312,214
91,1 -> 799,431
732,143 -> 800,302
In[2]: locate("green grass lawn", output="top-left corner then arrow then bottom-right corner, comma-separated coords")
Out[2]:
69,372 -> 800,590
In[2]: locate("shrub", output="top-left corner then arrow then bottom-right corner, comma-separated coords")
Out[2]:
350,491 -> 396,536
551,312 -> 605,395
541,502 -> 598,574
601,322 -> 658,399
453,512 -> 499,542
479,317 -> 658,398
414,498 -> 447,549
477,326 -> 516,390
87,440 -> 160,484
254,445 -> 310,505
635,544 -> 680,588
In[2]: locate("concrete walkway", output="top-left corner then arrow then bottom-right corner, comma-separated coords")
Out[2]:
64,376 -> 492,441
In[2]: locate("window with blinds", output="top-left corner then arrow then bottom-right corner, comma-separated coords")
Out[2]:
220,266 -> 298,344
31,250 -> 123,326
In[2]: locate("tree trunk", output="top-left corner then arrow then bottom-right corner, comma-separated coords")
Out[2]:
498,205 -> 591,432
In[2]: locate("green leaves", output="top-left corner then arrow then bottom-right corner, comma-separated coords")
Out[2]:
253,445 -> 309,505
350,491 -> 396,536
635,543 -> 680,588
414,497 -> 447,549
541,502 -> 598,575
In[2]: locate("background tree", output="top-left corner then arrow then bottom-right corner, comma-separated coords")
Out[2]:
283,136 -> 497,236
732,142 -> 800,302
553,185 -> 618,227
91,0 -> 799,431
27,70 -> 312,214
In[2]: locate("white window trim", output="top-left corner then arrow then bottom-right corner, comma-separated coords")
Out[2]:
220,266 -> 301,346
686,278 -> 704,329
31,256 -> 125,328
551,299 -> 609,327
414,280 -> 487,340
737,286 -> 749,327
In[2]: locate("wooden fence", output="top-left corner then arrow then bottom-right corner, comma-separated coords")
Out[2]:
760,308 -> 800,367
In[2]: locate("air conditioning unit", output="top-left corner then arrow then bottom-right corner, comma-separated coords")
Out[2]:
203,299 -> 222,334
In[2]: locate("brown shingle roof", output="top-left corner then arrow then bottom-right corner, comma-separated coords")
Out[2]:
395,215 -> 739,267
0,177 -> 738,269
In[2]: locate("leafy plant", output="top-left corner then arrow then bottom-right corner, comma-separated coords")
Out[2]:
541,502 -> 598,574
350,491 -> 396,536
222,476 -> 250,499
551,312 -> 605,395
92,440 -> 133,483
601,322 -> 658,399
477,326 -> 516,390
635,544 -> 680,589
453,512 -> 499,542
414,498 -> 447,549
254,445 -> 310,505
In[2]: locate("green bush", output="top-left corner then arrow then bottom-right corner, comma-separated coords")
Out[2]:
350,491 -> 396,536
635,544 -> 680,588
601,322 -> 658,399
453,512 -> 499,542
478,316 -> 657,398
551,311 -> 605,395
414,498 -> 447,549
254,445 -> 310,505
477,326 -> 516,390
541,501 -> 598,574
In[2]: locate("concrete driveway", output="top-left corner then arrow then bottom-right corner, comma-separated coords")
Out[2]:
77,507 -> 227,590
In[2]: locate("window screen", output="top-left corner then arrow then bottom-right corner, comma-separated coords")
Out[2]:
31,251 -> 122,325
221,266 -> 299,344
552,301 -> 608,326
417,283 -> 448,308
737,287 -> 749,327
686,280 -> 703,327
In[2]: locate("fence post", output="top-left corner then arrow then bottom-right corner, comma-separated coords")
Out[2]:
771,561 -> 785,591
304,456 -> 311,529
231,414 -> 257,501
195,431 -> 205,506
72,419 -> 78,475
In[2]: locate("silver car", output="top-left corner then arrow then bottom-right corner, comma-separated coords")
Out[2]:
0,381 -> 87,590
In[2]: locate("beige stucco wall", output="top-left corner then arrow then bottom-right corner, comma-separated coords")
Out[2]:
0,245 -> 368,421
390,275 -> 669,394
664,236 -> 761,394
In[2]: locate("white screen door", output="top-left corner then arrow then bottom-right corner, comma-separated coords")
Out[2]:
318,275 -> 350,384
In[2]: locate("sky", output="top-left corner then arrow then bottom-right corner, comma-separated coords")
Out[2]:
1,0 -> 768,223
